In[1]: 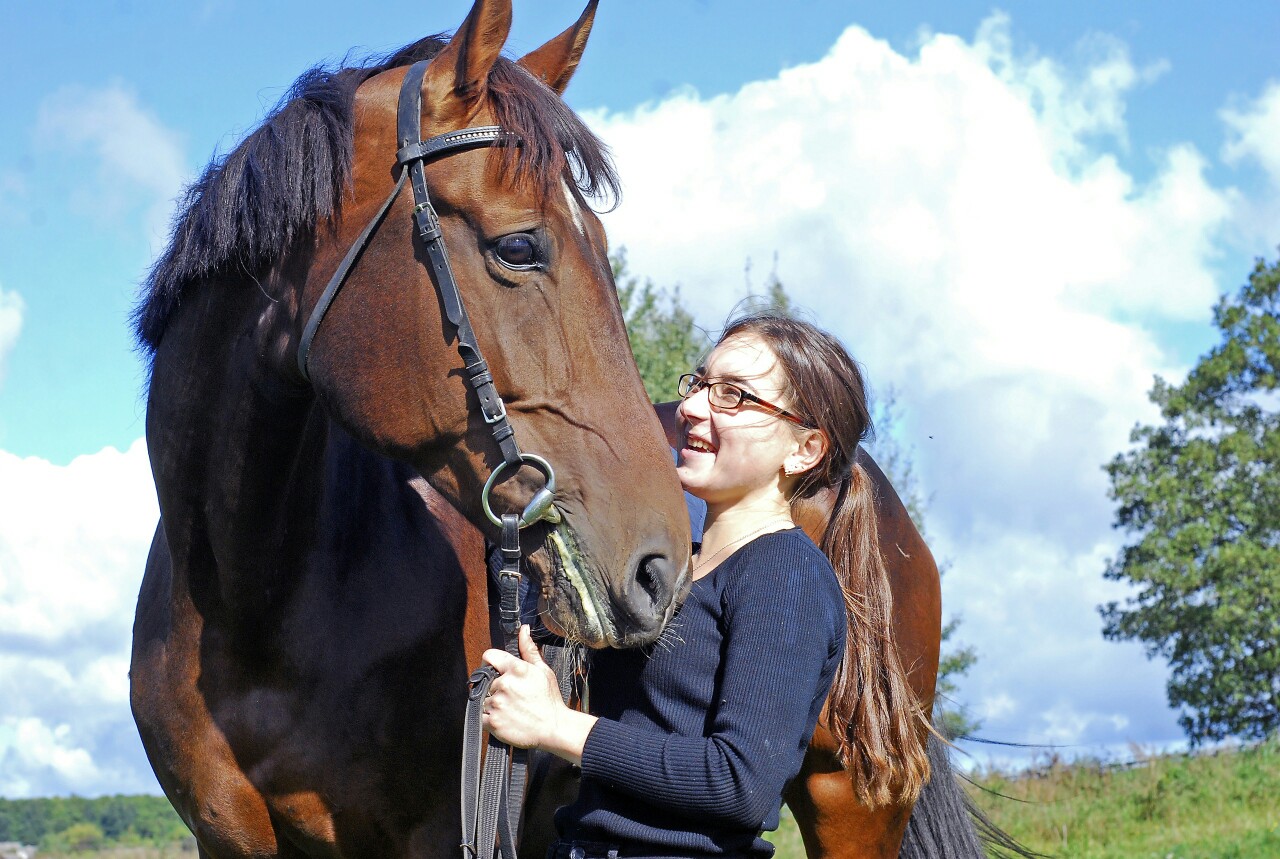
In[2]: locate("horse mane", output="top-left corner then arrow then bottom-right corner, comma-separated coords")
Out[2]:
133,35 -> 619,355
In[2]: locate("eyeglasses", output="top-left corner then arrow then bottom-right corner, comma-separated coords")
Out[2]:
677,373 -> 814,428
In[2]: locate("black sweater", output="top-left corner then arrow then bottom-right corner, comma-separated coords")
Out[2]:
555,528 -> 845,858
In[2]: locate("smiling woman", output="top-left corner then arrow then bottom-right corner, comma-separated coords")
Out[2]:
481,312 -> 934,859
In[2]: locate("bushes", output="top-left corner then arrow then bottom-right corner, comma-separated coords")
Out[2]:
0,796 -> 188,851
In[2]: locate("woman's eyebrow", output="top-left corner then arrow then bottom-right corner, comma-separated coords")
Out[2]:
707,372 -> 760,391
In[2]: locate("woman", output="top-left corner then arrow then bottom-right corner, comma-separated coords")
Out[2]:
482,313 -> 928,859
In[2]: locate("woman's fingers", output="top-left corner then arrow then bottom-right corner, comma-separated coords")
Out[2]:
518,625 -> 546,665
482,648 -> 523,673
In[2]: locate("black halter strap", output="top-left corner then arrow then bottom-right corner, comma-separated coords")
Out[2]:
297,59 -> 521,469
293,59 -> 568,859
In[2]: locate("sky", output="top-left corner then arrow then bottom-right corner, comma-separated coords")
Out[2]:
1,0 -> 1279,798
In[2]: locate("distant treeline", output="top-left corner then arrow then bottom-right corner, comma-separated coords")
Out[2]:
0,795 -> 189,850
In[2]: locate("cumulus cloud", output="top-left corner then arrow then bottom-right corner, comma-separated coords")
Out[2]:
1223,81 -> 1280,185
0,285 -> 22,387
1221,81 -> 1280,244
34,83 -> 188,248
0,439 -> 160,796
587,15 -> 1227,756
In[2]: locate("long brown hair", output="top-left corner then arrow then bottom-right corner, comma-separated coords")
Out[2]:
719,312 -> 930,807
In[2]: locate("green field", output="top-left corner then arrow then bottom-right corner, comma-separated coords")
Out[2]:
5,741 -> 1278,858
765,738 -> 1280,858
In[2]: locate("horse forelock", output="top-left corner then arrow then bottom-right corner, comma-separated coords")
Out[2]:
133,33 -> 618,363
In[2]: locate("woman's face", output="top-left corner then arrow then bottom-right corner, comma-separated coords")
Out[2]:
675,333 -> 804,512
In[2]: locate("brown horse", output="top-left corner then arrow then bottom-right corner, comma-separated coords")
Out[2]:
132,3 -> 691,857
132,2 -> 989,857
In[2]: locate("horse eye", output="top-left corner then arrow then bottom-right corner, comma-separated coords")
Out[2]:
494,234 -> 539,269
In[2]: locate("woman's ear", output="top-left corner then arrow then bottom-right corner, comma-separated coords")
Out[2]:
786,428 -> 829,476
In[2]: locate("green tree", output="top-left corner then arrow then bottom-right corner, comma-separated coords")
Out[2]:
869,389 -> 980,739
1103,252 -> 1280,744
614,250 -> 710,402
45,822 -> 105,852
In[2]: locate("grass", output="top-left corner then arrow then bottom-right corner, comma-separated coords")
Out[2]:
966,739 -> 1280,858
763,740 -> 1280,858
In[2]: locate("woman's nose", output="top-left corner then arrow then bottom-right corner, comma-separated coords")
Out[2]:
677,387 -> 712,421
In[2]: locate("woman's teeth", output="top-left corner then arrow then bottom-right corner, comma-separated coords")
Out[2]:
687,438 -> 714,453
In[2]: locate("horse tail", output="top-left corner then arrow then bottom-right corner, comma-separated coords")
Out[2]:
898,732 -> 1043,859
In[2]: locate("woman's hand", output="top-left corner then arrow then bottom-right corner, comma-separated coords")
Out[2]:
482,626 -> 596,763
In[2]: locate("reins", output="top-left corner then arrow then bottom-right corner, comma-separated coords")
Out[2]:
295,59 -> 569,859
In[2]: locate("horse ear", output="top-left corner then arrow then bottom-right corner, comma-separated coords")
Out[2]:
424,0 -> 513,122
517,0 -> 599,95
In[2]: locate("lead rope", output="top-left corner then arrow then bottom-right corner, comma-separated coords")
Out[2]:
463,531 -> 584,859
462,514 -> 524,859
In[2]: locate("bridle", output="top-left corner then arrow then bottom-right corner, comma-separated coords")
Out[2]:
296,58 -> 559,531
295,59 -> 564,859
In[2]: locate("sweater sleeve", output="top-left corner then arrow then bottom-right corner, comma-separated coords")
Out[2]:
579,544 -> 842,829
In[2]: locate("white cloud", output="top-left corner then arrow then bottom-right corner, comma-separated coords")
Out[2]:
1221,81 -> 1280,245
588,15 -> 1226,757
0,720 -> 100,796
0,285 -> 22,387
1223,81 -> 1280,185
35,83 -> 188,248
0,439 -> 160,796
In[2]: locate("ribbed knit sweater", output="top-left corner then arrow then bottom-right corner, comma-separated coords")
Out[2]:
555,528 -> 845,858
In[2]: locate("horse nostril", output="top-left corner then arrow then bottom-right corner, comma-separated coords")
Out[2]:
610,553 -> 680,644
636,555 -> 664,604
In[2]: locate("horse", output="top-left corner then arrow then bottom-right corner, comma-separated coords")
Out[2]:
131,2 -> 995,856
131,3 -> 691,856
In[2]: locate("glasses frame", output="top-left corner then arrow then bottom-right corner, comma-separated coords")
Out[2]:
677,373 -> 815,429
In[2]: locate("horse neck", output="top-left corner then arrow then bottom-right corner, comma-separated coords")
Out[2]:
147,265 -> 333,620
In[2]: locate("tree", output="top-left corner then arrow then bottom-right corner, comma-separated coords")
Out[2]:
614,256 -> 980,736
614,250 -> 710,403
1103,252 -> 1280,744
46,822 -> 105,853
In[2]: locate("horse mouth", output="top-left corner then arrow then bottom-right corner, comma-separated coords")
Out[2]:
538,522 -> 621,648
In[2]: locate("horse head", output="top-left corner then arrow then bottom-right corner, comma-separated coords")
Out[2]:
294,0 -> 689,648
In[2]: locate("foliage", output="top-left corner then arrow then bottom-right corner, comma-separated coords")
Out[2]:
1103,252 -> 1280,744
45,823 -> 106,853
0,795 -> 188,850
613,250 -> 710,403
961,739 -> 1280,858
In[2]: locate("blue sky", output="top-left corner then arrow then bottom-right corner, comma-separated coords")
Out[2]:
2,0 -> 1277,461
2,0 -> 1279,797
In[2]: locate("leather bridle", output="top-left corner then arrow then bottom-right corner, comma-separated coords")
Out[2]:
295,59 -> 564,859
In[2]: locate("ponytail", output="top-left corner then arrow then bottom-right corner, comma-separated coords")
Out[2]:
815,460 -> 931,807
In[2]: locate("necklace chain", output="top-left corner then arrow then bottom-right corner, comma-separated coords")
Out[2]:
691,518 -> 794,577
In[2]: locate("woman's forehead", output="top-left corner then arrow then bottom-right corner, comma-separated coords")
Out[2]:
705,334 -> 784,389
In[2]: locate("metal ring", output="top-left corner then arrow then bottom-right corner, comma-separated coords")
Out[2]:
481,453 -> 561,528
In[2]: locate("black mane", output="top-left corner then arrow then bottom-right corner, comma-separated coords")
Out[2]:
133,35 -> 619,354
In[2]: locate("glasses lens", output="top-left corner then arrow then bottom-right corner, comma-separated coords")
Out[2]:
678,374 -> 699,398
707,382 -> 745,409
